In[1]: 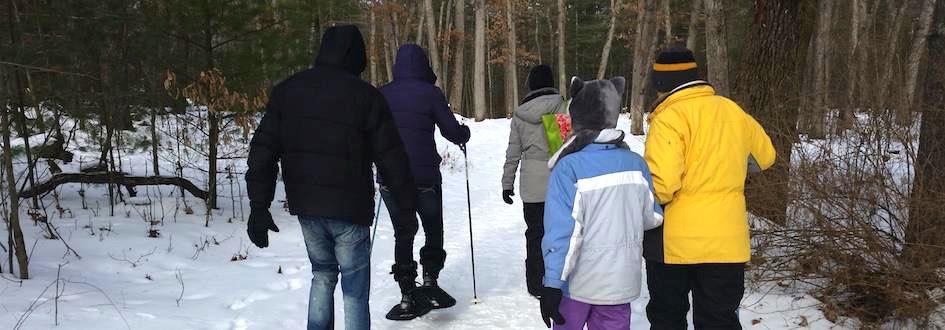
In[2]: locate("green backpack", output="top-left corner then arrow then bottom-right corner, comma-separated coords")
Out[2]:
541,111 -> 572,157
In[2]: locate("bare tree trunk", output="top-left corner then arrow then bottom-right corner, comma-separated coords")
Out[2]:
504,0 -> 520,116
150,109 -> 161,176
630,0 -> 660,135
704,0 -> 730,96
474,0 -> 487,121
687,0 -> 702,51
878,0 -> 910,110
805,0 -> 834,139
416,6 -> 426,45
898,0 -> 938,125
207,112 -> 219,209
557,0 -> 567,95
385,22 -> 394,83
733,0 -> 804,226
535,15 -> 543,64
370,6 -> 378,86
425,0 -> 442,88
450,0 -> 467,113
597,0 -> 618,80
0,89 -> 29,280
903,0 -> 945,275
441,0 -> 455,95
663,0 -> 673,43
840,0 -> 868,132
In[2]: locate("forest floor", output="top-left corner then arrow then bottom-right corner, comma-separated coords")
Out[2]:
1,115 -> 849,329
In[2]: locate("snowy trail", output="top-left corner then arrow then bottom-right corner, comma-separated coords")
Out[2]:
1,116 -> 838,329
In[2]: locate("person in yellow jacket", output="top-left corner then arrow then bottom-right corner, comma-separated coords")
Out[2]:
643,46 -> 776,329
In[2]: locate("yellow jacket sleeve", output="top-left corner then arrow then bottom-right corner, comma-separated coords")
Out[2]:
746,114 -> 776,170
645,115 -> 686,205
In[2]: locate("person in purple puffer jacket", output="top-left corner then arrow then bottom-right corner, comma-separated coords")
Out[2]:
378,44 -> 471,320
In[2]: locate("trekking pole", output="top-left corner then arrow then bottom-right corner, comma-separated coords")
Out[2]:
370,193 -> 383,253
461,144 -> 480,304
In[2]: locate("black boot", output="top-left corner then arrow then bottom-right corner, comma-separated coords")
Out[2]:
386,263 -> 433,321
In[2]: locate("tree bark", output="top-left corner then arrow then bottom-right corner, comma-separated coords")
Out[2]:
733,0 -> 804,226
450,0 -> 467,114
0,90 -> 29,280
687,0 -> 702,52
150,109 -> 161,176
704,0 -> 730,96
805,0 -> 834,139
423,0 -> 443,86
899,0 -> 939,125
630,0 -> 660,135
385,22 -> 395,83
207,112 -> 219,209
370,6 -> 378,86
597,0 -> 619,80
878,0 -> 910,110
441,0 -> 455,95
557,0 -> 567,95
474,0 -> 487,121
663,0 -> 673,43
425,0 -> 442,88
903,0 -> 945,276
416,5 -> 426,45
504,0 -> 520,116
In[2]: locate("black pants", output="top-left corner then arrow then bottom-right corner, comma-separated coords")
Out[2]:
646,261 -> 746,330
523,202 -> 545,296
381,184 -> 446,283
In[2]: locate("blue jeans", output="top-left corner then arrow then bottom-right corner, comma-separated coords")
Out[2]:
299,216 -> 371,330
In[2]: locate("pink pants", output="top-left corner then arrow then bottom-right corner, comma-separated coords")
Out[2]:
553,296 -> 632,330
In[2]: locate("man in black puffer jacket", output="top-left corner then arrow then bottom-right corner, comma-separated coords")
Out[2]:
245,25 -> 416,330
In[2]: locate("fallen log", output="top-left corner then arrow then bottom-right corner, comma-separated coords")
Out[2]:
20,172 -> 209,200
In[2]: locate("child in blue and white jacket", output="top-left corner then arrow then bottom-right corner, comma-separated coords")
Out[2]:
538,77 -> 664,330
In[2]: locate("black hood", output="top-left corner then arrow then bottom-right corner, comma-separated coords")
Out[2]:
314,25 -> 367,75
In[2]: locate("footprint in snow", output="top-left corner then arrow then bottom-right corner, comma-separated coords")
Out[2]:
136,313 -> 157,319
229,292 -> 272,310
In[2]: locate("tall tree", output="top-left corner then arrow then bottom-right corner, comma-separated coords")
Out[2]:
804,0 -> 834,139
450,0 -> 466,114
474,0 -> 487,121
704,0 -> 730,96
630,0 -> 659,135
597,0 -> 619,80
903,0 -> 945,275
733,0 -> 804,225
899,0 -> 939,125
370,4 -> 379,86
663,0 -> 673,43
557,0 -> 567,95
841,0 -> 869,132
504,0 -> 519,116
878,0 -> 910,110
0,73 -> 28,279
424,0 -> 442,88
687,0 -> 702,51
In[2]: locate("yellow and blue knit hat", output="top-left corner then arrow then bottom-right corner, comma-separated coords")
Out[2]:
651,46 -> 699,93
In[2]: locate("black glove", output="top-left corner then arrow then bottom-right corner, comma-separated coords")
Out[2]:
247,206 -> 279,248
539,287 -> 565,328
502,190 -> 515,205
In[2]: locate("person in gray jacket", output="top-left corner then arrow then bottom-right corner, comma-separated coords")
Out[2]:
502,64 -> 567,299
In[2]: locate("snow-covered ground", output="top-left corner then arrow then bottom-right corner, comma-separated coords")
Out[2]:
1,115 -> 844,329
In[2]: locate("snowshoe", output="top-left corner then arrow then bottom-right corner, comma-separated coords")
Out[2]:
416,284 -> 456,309
385,290 -> 433,321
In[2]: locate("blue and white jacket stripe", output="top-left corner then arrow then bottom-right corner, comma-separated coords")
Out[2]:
542,142 -> 664,305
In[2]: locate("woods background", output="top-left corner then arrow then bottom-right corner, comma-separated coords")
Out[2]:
2,0 -> 945,327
